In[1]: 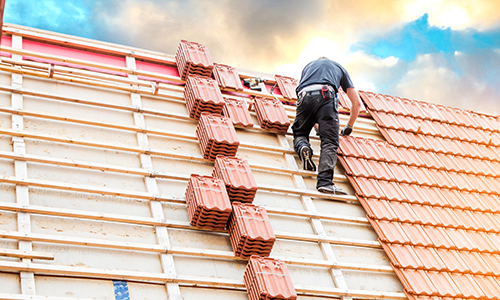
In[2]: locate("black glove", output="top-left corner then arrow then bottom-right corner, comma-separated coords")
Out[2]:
341,124 -> 353,136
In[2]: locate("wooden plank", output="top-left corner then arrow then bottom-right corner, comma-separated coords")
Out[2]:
0,260 -> 405,299
0,249 -> 54,260
0,294 -> 98,300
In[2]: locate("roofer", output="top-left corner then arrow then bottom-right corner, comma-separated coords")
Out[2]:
292,57 -> 361,195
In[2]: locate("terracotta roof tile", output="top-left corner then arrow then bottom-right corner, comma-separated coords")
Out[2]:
390,201 -> 420,223
253,96 -> 290,132
409,204 -> 441,226
274,75 -> 298,100
196,112 -> 239,160
359,197 -> 398,221
478,253 -> 500,276
176,40 -> 213,80
222,97 -> 254,128
212,155 -> 258,203
434,249 -> 469,273
445,228 -> 477,251
422,226 -> 455,249
394,268 -> 436,295
339,157 -> 375,178
458,251 -> 491,275
473,275 -> 500,300
244,256 -> 297,300
338,88 -> 369,111
426,271 -> 462,297
412,247 -> 448,271
381,242 -> 424,269
336,97 -> 500,298
419,102 -> 445,122
399,223 -> 433,247
185,174 -> 232,230
448,272 -> 484,298
369,219 -> 411,244
348,176 -> 386,199
359,90 -> 393,112
355,138 -> 386,160
431,206 -> 460,228
398,147 -> 422,167
213,63 -> 244,91
377,180 -> 407,201
184,74 -> 225,119
228,202 -> 275,258
365,160 -> 394,181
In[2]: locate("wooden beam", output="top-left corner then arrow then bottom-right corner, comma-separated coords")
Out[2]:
0,260 -> 405,299
0,249 -> 54,260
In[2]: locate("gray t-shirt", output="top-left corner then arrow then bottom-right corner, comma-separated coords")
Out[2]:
296,59 -> 354,93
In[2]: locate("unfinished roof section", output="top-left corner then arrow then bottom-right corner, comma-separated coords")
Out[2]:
339,90 -> 500,299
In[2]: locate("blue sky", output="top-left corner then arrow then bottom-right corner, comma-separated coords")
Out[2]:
4,0 -> 500,114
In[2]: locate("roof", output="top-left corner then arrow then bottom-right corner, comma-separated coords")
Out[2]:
339,90 -> 500,299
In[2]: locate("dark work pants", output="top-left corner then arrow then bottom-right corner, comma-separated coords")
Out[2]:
292,92 -> 340,188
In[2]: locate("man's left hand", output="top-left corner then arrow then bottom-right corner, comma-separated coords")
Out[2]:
341,124 -> 353,136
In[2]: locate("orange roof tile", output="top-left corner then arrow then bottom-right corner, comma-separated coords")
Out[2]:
222,97 -> 254,128
339,89 -> 500,299
274,75 -> 298,100
213,63 -> 244,91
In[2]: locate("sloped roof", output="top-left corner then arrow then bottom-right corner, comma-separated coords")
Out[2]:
338,90 -> 500,299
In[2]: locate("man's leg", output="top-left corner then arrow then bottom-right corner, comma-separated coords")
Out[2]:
292,95 -> 316,171
315,97 -> 346,194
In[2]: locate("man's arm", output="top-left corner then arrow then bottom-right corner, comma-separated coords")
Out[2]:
346,87 -> 361,126
340,87 -> 361,136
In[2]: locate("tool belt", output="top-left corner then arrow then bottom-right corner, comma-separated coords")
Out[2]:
298,84 -> 335,100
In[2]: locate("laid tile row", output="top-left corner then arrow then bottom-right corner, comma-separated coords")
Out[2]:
339,136 -> 500,177
360,197 -> 500,233
395,267 -> 500,299
380,128 -> 500,162
371,110 -> 500,146
371,218 -> 500,253
360,90 -> 500,132
348,176 -> 500,212
382,242 -> 500,276
342,159 -> 499,195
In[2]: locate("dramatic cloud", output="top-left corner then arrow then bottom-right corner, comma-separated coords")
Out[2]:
4,0 -> 500,114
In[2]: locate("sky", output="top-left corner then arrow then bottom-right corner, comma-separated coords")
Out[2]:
4,0 -> 500,114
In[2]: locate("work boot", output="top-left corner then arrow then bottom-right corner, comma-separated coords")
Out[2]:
317,184 -> 348,195
299,145 -> 316,172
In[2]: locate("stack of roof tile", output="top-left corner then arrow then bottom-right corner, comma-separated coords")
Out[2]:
339,87 -> 500,299
184,174 -> 232,230
227,202 -> 275,258
213,63 -> 244,91
196,112 -> 239,160
212,155 -> 258,203
184,74 -> 225,119
175,40 -> 213,80
244,256 -> 297,300
274,75 -> 298,100
253,97 -> 290,133
222,97 -> 254,128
